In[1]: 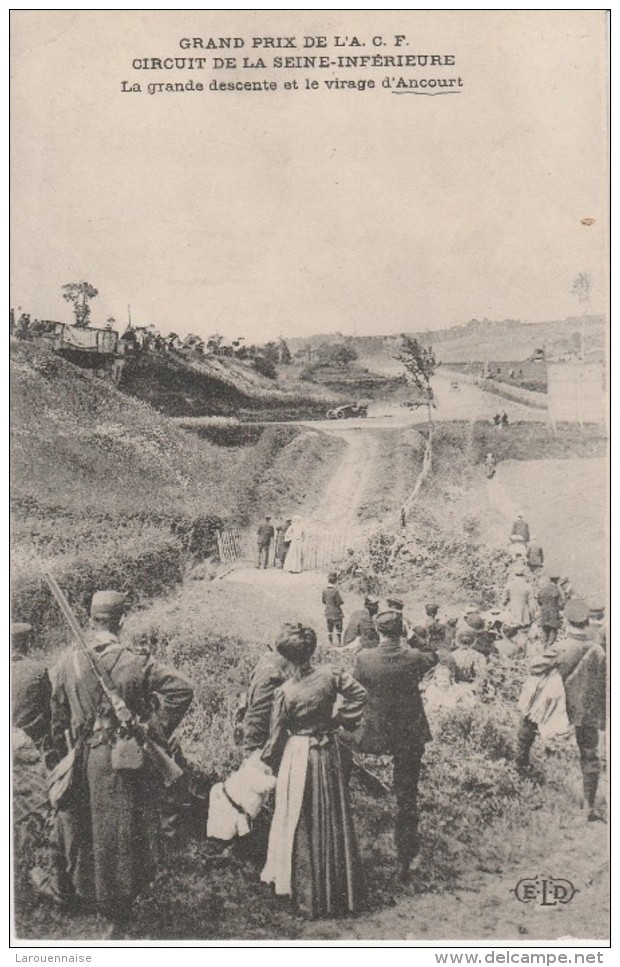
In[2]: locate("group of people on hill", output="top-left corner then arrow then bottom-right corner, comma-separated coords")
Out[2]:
12,502 -> 607,936
256,515 -> 306,573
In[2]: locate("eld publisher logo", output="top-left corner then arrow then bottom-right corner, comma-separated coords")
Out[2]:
512,875 -> 578,906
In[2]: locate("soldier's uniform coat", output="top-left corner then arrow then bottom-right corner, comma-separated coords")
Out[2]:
50,631 -> 193,922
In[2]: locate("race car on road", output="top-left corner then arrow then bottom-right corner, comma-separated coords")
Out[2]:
326,402 -> 368,420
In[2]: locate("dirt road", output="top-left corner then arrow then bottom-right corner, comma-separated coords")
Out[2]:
219,385 -> 608,942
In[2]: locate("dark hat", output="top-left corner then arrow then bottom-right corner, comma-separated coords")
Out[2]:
565,599 -> 589,625
548,572 -> 561,581
589,603 -> 605,619
375,607 -> 404,637
386,596 -> 404,611
425,603 -> 439,616
12,622 -> 32,639
465,613 -> 485,631
275,623 -> 317,664
457,630 -> 476,647
90,590 -> 127,618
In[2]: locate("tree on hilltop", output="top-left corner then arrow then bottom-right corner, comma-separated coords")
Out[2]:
61,281 -> 98,327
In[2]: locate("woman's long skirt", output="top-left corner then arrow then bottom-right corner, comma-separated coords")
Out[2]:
262,735 -> 365,919
283,539 -> 304,573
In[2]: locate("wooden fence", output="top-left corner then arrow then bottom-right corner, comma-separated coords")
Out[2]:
216,525 -> 359,571
216,430 -> 435,572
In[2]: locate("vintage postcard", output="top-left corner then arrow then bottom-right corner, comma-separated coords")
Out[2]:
10,9 -> 609,947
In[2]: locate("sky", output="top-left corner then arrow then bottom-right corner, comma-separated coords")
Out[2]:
10,10 -> 608,342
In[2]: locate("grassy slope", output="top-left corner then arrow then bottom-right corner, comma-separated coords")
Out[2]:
118,350 -> 342,417
15,418 -> 608,941
10,343 -> 344,645
15,577 -> 606,941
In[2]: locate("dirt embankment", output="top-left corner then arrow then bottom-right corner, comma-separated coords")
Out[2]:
10,342 -> 345,648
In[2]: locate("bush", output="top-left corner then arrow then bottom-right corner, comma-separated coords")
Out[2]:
252,356 -> 277,380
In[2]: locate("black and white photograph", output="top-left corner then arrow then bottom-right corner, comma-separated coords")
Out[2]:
10,8 -> 609,946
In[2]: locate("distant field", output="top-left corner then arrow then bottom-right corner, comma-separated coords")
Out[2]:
444,360 -> 547,394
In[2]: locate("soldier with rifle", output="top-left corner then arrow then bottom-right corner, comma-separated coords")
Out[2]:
48,583 -> 194,937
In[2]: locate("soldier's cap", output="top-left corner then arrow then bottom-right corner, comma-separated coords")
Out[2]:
457,630 -> 476,647
425,603 -> 439,615
589,604 -> 605,619
375,608 -> 404,636
564,599 -> 589,625
11,622 -> 32,639
364,594 -> 379,607
465,613 -> 485,631
513,565 -> 526,576
385,596 -> 404,611
90,590 -> 127,617
328,571 -> 338,584
548,572 -> 561,581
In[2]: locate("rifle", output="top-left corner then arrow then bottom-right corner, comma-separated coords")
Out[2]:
43,571 -> 183,788
351,754 -> 391,797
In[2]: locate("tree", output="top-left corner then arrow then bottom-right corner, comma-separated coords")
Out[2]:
330,343 -> 358,369
317,341 -> 358,369
253,355 -> 277,379
278,339 -> 292,364
397,335 -> 436,423
61,281 -> 98,327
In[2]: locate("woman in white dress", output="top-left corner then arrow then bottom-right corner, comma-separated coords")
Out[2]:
283,516 -> 305,573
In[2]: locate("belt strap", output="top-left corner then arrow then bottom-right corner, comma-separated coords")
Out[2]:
222,782 -> 253,827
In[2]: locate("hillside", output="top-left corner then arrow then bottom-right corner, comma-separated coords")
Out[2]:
289,316 -> 606,367
10,342 -> 344,644
118,348 -> 339,418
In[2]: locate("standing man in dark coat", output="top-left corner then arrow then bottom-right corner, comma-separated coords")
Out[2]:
243,644 -> 289,756
343,595 -> 379,650
510,513 -> 531,544
11,622 -> 52,748
353,605 -> 437,881
322,571 -> 344,645
516,599 -> 606,821
256,516 -> 275,569
237,639 -> 290,866
526,536 -> 544,577
50,590 -> 194,936
537,573 -> 564,645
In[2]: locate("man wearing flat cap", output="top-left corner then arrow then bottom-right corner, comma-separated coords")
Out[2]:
343,594 -> 380,650
353,603 -> 438,881
537,573 -> 565,645
50,589 -> 194,935
12,622 -> 52,748
257,515 -> 275,569
516,598 -> 606,821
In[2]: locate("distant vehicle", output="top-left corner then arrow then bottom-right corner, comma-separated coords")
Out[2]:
327,401 -> 368,420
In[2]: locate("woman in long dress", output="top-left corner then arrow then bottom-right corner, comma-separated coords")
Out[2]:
283,516 -> 305,573
261,623 -> 367,919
